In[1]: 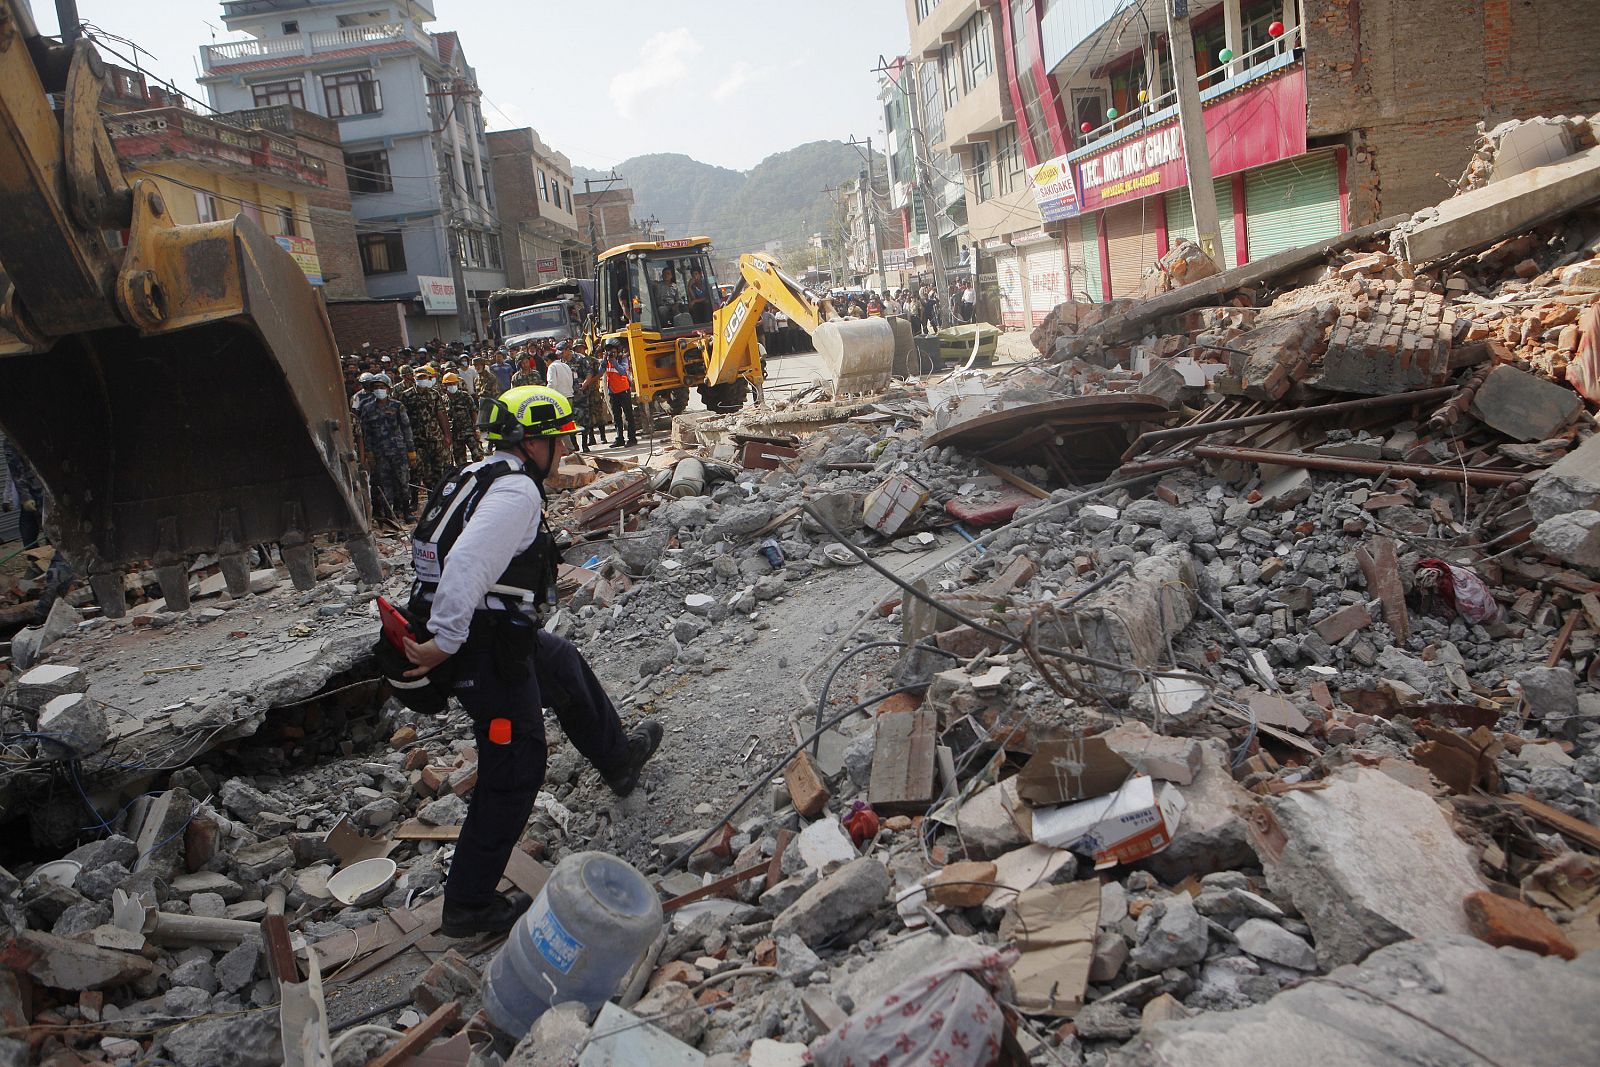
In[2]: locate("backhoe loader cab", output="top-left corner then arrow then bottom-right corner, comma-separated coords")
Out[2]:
595,237 -> 751,417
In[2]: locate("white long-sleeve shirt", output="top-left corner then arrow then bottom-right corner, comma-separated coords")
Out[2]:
545,359 -> 576,397
424,451 -> 543,654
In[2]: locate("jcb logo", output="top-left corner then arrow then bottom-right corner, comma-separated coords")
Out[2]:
723,301 -> 750,345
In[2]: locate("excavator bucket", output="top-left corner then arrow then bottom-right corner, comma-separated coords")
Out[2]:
813,318 -> 894,396
0,214 -> 374,611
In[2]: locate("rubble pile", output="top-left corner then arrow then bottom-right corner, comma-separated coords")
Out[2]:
5,125 -> 1600,1066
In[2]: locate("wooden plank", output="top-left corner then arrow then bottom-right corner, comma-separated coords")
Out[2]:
1356,536 -> 1411,644
661,862 -> 770,914
978,459 -> 1050,499
366,1002 -> 459,1067
394,820 -> 463,842
502,849 -> 552,899
800,989 -> 849,1034
767,828 -> 792,892
1546,610 -> 1581,667
868,707 -> 938,815
328,899 -> 446,985
1503,793 -> 1600,852
261,914 -> 299,990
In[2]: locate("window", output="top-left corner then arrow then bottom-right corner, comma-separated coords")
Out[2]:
539,170 -> 549,202
940,44 -> 961,110
344,149 -> 393,194
487,234 -> 503,270
995,124 -> 1022,194
193,190 -> 223,223
277,206 -> 297,237
1072,89 -> 1106,139
958,11 -> 993,92
915,0 -> 940,21
251,79 -> 304,109
1243,0 -> 1288,63
970,142 -> 992,203
359,231 -> 405,275
282,20 -> 299,33
426,77 -> 447,126
322,71 -> 381,117
1193,22 -> 1228,87
465,229 -> 484,267
1010,0 -> 1059,164
464,162 -> 479,202
481,165 -> 493,208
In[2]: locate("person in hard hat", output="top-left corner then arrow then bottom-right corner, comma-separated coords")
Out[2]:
399,364 -> 454,504
601,338 -> 638,448
401,385 -> 662,938
442,372 -> 482,466
356,373 -> 415,521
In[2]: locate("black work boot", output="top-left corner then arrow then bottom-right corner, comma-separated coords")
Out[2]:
441,890 -> 532,939
603,720 -> 664,798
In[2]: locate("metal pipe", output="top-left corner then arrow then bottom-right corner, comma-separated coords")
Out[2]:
55,1 -> 81,44
1128,386 -> 1458,453
1189,444 -> 1523,486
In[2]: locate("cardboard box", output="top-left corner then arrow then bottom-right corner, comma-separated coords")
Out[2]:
739,439 -> 799,469
1029,776 -> 1185,870
863,473 -> 930,536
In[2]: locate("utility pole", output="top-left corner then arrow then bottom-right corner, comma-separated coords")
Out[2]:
847,135 -> 888,290
583,171 -> 622,269
1165,0 -> 1225,269
901,60 -> 952,329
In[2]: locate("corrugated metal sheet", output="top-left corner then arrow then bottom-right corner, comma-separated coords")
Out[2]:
1078,214 -> 1103,302
1022,242 -> 1067,326
1165,177 -> 1239,266
994,249 -> 1027,328
1105,202 -> 1159,298
1246,150 -> 1342,261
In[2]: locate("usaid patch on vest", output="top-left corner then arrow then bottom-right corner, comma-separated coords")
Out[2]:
413,539 -> 442,582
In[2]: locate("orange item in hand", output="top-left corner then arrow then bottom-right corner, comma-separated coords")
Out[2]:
488,718 -> 513,745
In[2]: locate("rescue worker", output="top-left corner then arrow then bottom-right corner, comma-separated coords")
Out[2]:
510,349 -> 544,389
357,374 -> 416,520
400,364 -> 454,504
401,385 -> 662,937
602,339 -> 638,448
442,373 -> 483,466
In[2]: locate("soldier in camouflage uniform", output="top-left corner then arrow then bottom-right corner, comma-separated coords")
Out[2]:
509,348 -> 544,389
569,339 -> 606,450
441,372 -> 483,466
356,374 -> 415,520
398,363 -> 453,506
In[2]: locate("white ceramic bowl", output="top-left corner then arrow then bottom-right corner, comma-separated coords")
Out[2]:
326,857 -> 398,906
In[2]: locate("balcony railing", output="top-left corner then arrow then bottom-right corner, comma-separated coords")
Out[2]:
201,22 -> 433,72
107,107 -> 328,187
1073,23 -> 1302,153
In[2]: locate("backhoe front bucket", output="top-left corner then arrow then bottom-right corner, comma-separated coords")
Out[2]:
0,216 -> 372,608
814,318 -> 894,396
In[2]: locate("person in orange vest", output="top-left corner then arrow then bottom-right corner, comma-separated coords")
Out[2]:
601,338 -> 638,448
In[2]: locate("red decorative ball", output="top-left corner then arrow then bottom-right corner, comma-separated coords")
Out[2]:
1268,20 -> 1285,37
1080,121 -> 1092,133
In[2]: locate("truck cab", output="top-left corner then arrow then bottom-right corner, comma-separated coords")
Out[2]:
489,279 -> 594,348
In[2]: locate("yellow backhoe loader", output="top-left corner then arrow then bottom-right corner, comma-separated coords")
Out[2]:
0,1 -> 378,617
592,238 -> 891,419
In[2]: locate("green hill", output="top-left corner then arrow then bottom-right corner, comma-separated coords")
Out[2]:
574,140 -> 880,259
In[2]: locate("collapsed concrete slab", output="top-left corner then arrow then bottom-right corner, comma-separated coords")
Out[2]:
1109,937 -> 1600,1067
1260,767 -> 1485,968
1529,432 -> 1600,523
1395,145 -> 1600,264
1142,741 -> 1257,884
1076,546 -> 1197,699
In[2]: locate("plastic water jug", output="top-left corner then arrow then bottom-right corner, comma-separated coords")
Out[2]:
481,851 -> 663,1038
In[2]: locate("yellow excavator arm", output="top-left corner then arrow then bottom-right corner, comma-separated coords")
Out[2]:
705,253 -> 892,396
0,1 -> 378,614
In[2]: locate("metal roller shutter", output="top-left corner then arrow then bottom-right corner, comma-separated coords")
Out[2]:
1078,214 -> 1103,302
1165,179 -> 1238,266
1104,202 -> 1160,298
1022,242 -> 1067,326
994,248 -> 1027,328
1246,151 -> 1342,261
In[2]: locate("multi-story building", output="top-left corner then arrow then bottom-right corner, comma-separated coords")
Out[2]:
197,0 -> 505,341
487,127 -> 587,288
102,65 -> 349,299
902,0 -> 1600,325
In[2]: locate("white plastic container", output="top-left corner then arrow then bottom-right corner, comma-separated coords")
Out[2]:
481,851 -> 663,1039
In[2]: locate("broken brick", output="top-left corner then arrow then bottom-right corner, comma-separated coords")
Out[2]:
929,861 -> 998,908
1463,891 -> 1577,959
783,751 -> 831,819
1313,603 -> 1372,644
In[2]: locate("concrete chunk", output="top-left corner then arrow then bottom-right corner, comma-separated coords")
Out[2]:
1468,364 -> 1584,442
1143,741 -> 1257,884
1261,767 -> 1484,968
1529,433 -> 1600,522
1101,722 -> 1203,785
1107,937 -> 1600,1067
12,664 -> 87,712
36,693 -> 108,758
771,857 -> 889,947
0,930 -> 156,990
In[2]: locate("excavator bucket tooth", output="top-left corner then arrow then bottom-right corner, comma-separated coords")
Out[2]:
0,217 -> 371,593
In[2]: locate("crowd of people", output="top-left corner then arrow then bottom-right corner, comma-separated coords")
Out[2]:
812,279 -> 980,335
344,336 -> 641,522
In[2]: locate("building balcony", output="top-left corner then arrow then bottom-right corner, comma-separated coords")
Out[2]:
107,107 -> 329,188
220,0 -> 436,24
939,73 -> 1010,149
201,21 -> 434,74
908,0 -> 984,57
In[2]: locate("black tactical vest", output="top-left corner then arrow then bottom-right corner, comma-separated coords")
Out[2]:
407,458 -> 557,623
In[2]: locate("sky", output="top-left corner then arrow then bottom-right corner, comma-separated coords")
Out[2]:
37,0 -> 912,172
